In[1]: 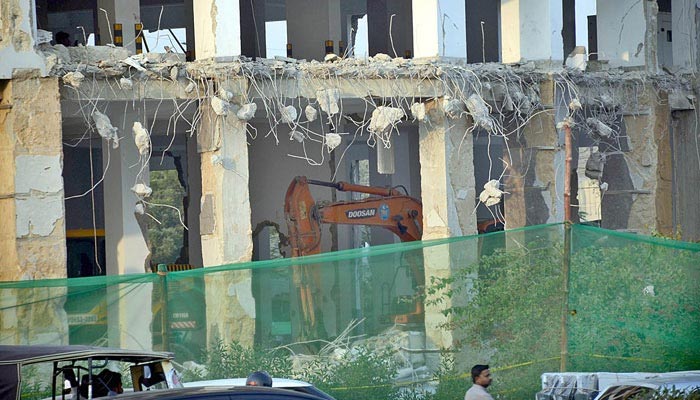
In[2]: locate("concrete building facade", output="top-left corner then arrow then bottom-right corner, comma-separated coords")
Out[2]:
1,0 -> 699,352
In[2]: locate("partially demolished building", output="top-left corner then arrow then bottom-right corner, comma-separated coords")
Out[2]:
1,0 -> 699,349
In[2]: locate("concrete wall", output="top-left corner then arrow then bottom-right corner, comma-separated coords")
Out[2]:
0,0 -> 47,78
596,0 -> 647,68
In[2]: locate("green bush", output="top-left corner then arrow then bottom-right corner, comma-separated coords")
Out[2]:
181,340 -> 292,382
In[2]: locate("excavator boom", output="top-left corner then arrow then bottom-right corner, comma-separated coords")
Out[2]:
285,176 -> 422,256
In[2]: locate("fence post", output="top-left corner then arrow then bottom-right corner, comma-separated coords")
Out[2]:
157,264 -> 169,352
561,223 -> 571,372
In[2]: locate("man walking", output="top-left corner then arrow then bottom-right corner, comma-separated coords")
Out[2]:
464,364 -> 494,400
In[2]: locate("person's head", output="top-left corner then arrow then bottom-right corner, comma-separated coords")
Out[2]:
96,369 -> 123,396
471,364 -> 492,388
55,31 -> 71,46
245,371 -> 272,387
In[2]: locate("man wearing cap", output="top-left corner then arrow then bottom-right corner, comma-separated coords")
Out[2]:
465,364 -> 494,400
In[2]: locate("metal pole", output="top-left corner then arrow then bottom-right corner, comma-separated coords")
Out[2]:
157,264 -> 169,352
564,124 -> 573,222
561,123 -> 573,371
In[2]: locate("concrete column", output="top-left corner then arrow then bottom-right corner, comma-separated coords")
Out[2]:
96,0 -> 141,54
6,76 -> 66,281
101,105 -> 152,349
503,80 -> 560,228
671,0 -> 697,71
102,106 -> 150,276
501,0 -> 563,63
595,0 -> 647,68
186,129 -> 203,268
193,0 -> 241,59
412,0 -> 466,58
418,99 -> 477,354
286,0 -> 342,61
0,75 -> 69,345
0,0 -> 47,78
197,83 -> 254,346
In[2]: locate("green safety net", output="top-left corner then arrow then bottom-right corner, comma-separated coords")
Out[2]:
1,223 -> 699,400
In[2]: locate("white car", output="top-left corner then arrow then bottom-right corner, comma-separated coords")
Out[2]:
183,377 -> 335,400
594,374 -> 700,400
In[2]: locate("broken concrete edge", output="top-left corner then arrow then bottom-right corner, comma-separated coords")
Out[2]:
48,46 -> 693,107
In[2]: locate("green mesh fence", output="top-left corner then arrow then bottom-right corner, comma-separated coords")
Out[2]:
1,223 -> 699,400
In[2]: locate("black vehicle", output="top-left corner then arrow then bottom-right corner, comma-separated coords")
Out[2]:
106,386 -> 329,400
0,344 -> 182,400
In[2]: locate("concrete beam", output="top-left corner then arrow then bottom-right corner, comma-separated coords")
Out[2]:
60,76 -> 444,103
59,77 -> 213,101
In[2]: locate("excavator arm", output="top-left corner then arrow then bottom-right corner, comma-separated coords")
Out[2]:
284,176 -> 424,335
285,176 -> 423,256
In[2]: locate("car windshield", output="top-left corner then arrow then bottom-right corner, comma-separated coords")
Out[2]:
597,385 -> 656,400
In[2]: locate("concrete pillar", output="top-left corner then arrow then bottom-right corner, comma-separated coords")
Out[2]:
503,80 -> 560,228
2,75 -> 66,281
102,106 -> 150,276
595,0 -> 648,68
286,0 -> 342,61
101,105 -> 152,349
0,75 -> 69,345
501,0 -> 563,63
616,86 -> 670,234
0,0 -> 47,78
197,82 -> 254,346
96,0 -> 140,54
671,0 -> 697,71
412,0 -> 466,58
192,0 -> 241,59
418,100 -> 477,354
186,129 -> 203,268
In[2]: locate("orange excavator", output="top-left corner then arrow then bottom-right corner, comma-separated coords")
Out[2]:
284,176 -> 424,338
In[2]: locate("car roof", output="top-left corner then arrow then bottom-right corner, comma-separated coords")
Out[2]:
184,378 -> 313,388
111,386 -> 327,399
0,344 -> 174,365
596,375 -> 700,399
